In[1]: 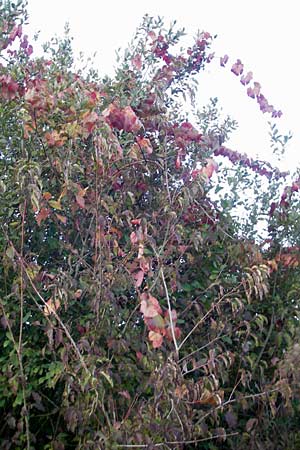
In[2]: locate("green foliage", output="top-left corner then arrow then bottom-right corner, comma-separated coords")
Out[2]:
0,2 -> 300,449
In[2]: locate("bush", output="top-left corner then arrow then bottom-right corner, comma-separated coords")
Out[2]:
1,2 -> 299,448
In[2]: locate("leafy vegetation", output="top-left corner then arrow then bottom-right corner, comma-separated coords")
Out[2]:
0,2 -> 300,449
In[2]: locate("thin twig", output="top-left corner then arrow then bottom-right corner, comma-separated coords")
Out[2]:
253,308 -> 274,372
195,387 -> 281,426
160,266 -> 179,357
10,243 -> 89,374
18,200 -> 31,450
116,431 -> 239,447
178,329 -> 227,364
178,286 -> 241,351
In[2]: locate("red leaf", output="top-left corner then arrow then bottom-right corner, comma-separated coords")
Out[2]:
43,192 -> 52,200
131,218 -> 141,226
75,194 -> 85,209
136,351 -> 143,361
220,54 -> 229,67
165,326 -> 181,341
139,256 -> 150,273
119,390 -> 131,400
55,213 -> 67,224
36,208 -> 50,226
81,111 -> 99,134
130,231 -> 138,245
136,136 -> 153,155
44,130 -> 65,147
148,331 -> 163,348
103,103 -> 142,133
132,54 -> 142,70
140,293 -> 162,318
231,59 -> 244,76
200,158 -> 218,179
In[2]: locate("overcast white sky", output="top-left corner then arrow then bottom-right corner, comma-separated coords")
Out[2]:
26,0 -> 299,173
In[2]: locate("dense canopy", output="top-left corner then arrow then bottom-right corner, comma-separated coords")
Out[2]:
0,2 -> 300,449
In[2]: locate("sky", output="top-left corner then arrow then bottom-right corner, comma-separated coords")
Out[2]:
26,0 -> 299,173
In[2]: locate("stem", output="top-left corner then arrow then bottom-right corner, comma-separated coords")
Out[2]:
253,309 -> 274,372
160,267 -> 179,357
11,243 -> 89,374
178,286 -> 240,351
18,200 -> 31,450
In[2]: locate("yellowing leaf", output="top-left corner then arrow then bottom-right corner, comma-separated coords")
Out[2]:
48,200 -> 62,210
144,314 -> 165,330
55,213 -> 67,224
6,245 -> 15,260
100,371 -> 114,387
44,297 -> 60,316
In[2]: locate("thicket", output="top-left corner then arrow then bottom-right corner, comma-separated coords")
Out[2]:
1,1 -> 300,448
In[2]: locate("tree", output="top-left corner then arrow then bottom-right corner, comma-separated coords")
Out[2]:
1,2 -> 300,449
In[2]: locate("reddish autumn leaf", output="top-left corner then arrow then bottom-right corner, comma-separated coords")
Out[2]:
164,309 -> 177,322
280,253 -> 299,268
87,90 -> 99,106
44,130 -> 66,147
136,136 -> 153,155
200,158 -> 218,179
81,110 -> 99,134
130,231 -> 138,245
75,194 -> 85,209
231,59 -> 244,76
253,81 -> 261,96
247,87 -> 255,98
131,218 -> 141,226
240,71 -> 253,85
36,208 -> 50,226
119,390 -> 131,400
269,201 -> 278,216
175,154 -> 181,169
43,192 -> 52,201
174,122 -> 201,146
131,54 -> 142,70
136,351 -> 143,361
148,331 -> 163,348
165,326 -> 181,341
55,213 -> 67,224
140,293 -> 162,318
0,74 -> 19,100
103,103 -> 142,133
220,54 -> 229,67
139,256 -> 150,273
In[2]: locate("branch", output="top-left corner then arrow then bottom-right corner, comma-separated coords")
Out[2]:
116,431 -> 239,447
10,243 -> 89,374
195,387 -> 281,427
178,285 -> 241,351
160,266 -> 179,357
